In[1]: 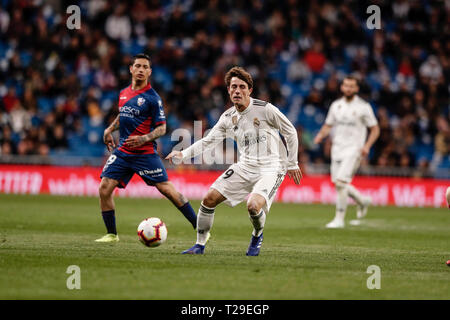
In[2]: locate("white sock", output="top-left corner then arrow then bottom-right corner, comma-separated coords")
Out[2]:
347,184 -> 364,206
196,202 -> 215,245
335,182 -> 349,221
249,209 -> 266,237
335,209 -> 346,221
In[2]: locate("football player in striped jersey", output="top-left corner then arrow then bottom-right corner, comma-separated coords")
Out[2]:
167,66 -> 302,255
95,54 -> 197,242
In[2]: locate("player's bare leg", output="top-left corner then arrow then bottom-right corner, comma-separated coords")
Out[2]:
446,186 -> 450,209
96,177 -> 120,242
246,193 -> 266,256
445,187 -> 449,266
155,181 -> 187,207
155,181 -> 197,228
99,177 -> 118,211
326,180 -> 348,229
182,188 -> 225,254
202,188 -> 227,208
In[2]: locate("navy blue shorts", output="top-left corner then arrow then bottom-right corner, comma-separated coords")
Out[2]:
100,149 -> 169,188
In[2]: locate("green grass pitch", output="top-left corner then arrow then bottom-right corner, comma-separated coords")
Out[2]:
0,193 -> 449,299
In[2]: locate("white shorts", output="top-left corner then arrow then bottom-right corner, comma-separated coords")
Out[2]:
331,155 -> 361,184
210,163 -> 286,213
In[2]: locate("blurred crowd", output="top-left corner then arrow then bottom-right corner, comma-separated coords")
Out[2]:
0,0 -> 449,176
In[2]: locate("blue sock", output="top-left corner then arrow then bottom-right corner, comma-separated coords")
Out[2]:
177,202 -> 197,229
101,210 -> 117,234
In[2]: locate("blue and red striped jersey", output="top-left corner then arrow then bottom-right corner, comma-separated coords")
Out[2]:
117,83 -> 166,155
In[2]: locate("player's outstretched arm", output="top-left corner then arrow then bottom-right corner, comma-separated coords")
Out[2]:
313,124 -> 332,145
165,113 -> 228,166
104,115 -> 120,152
266,104 -> 301,172
165,150 -> 183,165
287,168 -> 302,185
174,115 -> 227,162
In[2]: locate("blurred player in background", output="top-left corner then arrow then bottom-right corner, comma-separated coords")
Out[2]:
314,76 -> 380,228
446,187 -> 450,209
95,54 -> 197,242
166,66 -> 302,255
447,187 -> 450,266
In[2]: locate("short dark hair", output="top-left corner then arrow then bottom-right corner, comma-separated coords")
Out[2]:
343,75 -> 360,86
132,53 -> 151,66
224,66 -> 253,89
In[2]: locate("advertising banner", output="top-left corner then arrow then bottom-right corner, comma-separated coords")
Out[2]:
0,165 -> 448,208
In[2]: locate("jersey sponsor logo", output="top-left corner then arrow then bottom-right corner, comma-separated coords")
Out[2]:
120,96 -> 128,100
137,97 -> 145,106
337,119 -> 357,127
243,134 -> 266,147
120,106 -> 140,118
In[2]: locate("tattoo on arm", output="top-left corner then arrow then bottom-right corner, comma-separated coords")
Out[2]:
142,123 -> 166,143
108,116 -> 120,132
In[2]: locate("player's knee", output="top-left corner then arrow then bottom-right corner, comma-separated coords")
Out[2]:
202,197 -> 216,208
247,201 -> 260,216
334,180 -> 348,190
202,193 -> 219,208
98,182 -> 113,199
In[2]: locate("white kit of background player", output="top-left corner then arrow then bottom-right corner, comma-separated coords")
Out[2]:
166,67 -> 302,255
314,76 -> 380,228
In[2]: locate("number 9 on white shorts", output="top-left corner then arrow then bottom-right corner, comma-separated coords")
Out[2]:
210,163 -> 286,213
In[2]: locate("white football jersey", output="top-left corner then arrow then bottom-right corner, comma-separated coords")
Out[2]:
325,95 -> 378,159
181,98 -> 299,173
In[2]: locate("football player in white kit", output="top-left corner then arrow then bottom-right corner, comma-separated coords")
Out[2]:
446,187 -> 450,208
166,66 -> 302,255
314,76 -> 380,228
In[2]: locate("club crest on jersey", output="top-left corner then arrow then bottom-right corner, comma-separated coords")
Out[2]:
137,97 -> 145,106
232,116 -> 238,125
253,118 -> 260,127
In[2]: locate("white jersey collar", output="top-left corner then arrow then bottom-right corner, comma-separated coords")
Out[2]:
342,95 -> 360,105
235,97 -> 253,115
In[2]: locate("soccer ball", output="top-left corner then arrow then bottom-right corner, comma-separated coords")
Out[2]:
137,217 -> 167,247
